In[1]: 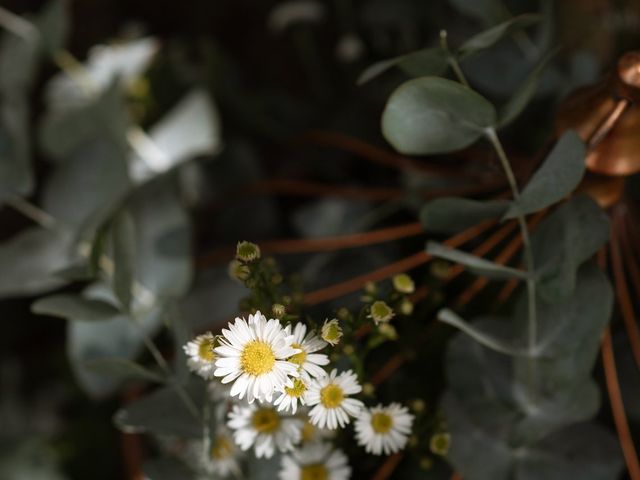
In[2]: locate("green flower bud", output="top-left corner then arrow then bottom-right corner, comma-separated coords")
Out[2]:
321,318 -> 343,346
430,432 -> 451,456
392,273 -> 415,294
228,260 -> 251,282
236,241 -> 261,262
272,303 -> 286,318
368,300 -> 395,325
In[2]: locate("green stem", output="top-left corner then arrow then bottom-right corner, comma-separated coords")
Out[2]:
440,30 -> 470,89
6,196 -> 57,230
485,128 -> 538,394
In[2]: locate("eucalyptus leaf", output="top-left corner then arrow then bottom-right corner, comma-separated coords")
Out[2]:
84,358 -> 164,383
499,50 -> 556,127
114,381 -> 204,438
31,293 -> 120,321
427,242 -> 527,279
420,197 -> 508,233
504,131 -> 586,219
129,89 -> 221,184
458,14 -> 542,59
0,227 -> 74,298
449,0 -> 508,25
33,0 -> 69,57
444,393 -> 622,480
143,458 -> 194,480
39,81 -> 129,161
357,46 -> 449,85
382,77 -> 496,155
531,195 -> 609,301
110,210 -> 136,311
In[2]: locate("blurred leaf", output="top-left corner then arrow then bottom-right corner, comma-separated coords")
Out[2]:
143,458 -> 194,480
129,89 -> 222,184
247,453 -> 282,480
499,50 -> 556,127
66,284 -> 164,397
357,46 -> 448,85
31,293 -> 120,320
444,394 -> 622,480
45,37 -> 159,110
449,0 -> 508,25
114,381 -> 204,438
110,210 -> 136,311
33,0 -> 69,57
42,137 -> 130,234
84,358 -> 164,383
129,177 -> 193,300
531,195 -> 609,301
457,14 -> 542,59
382,77 -> 496,155
420,197 -> 508,233
39,81 -> 129,161
504,131 -> 585,219
427,241 -> 527,279
0,227 -> 74,298
0,438 -> 68,480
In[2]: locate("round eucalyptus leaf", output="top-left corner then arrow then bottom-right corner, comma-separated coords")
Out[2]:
382,77 -> 496,155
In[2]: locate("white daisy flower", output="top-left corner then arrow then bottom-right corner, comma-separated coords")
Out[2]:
193,427 -> 242,478
279,442 -> 351,480
227,402 -> 303,459
300,418 -> 335,444
213,311 -> 300,403
183,332 -> 217,379
354,403 -> 414,455
285,322 -> 330,379
305,369 -> 364,430
274,377 -> 309,414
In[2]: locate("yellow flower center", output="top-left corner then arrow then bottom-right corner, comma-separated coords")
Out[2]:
301,464 -> 328,480
320,384 -> 344,409
285,378 -> 307,398
288,343 -> 307,367
251,407 -> 280,434
241,341 -> 275,376
371,412 -> 393,434
198,338 -> 216,362
301,421 -> 316,442
211,436 -> 233,459
324,324 -> 340,341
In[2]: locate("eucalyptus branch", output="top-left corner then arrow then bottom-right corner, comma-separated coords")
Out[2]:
443,48 -> 539,393
6,195 -> 58,230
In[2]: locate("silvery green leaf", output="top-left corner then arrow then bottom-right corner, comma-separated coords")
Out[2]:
114,381 -> 204,438
504,131 -> 586,219
33,0 -> 69,57
427,242 -> 527,279
499,50 -> 556,127
420,197 -> 508,233
0,227 -> 74,298
128,89 -> 221,184
84,358 -> 164,384
531,195 -> 609,301
457,14 -> 542,59
110,210 -> 136,311
31,293 -> 120,321
357,46 -> 449,85
45,37 -> 159,110
382,77 -> 496,155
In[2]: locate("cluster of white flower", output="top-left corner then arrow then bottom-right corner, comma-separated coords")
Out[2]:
183,311 -> 414,479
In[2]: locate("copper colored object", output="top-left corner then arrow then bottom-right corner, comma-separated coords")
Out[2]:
576,173 -> 625,208
556,51 -> 640,176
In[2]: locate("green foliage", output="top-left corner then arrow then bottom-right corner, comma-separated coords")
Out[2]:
31,293 -> 121,321
357,46 -> 449,85
420,197 -> 508,233
427,242 -> 527,279
504,131 -> 586,219
382,77 -> 496,154
531,195 -> 610,301
457,15 -> 542,59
